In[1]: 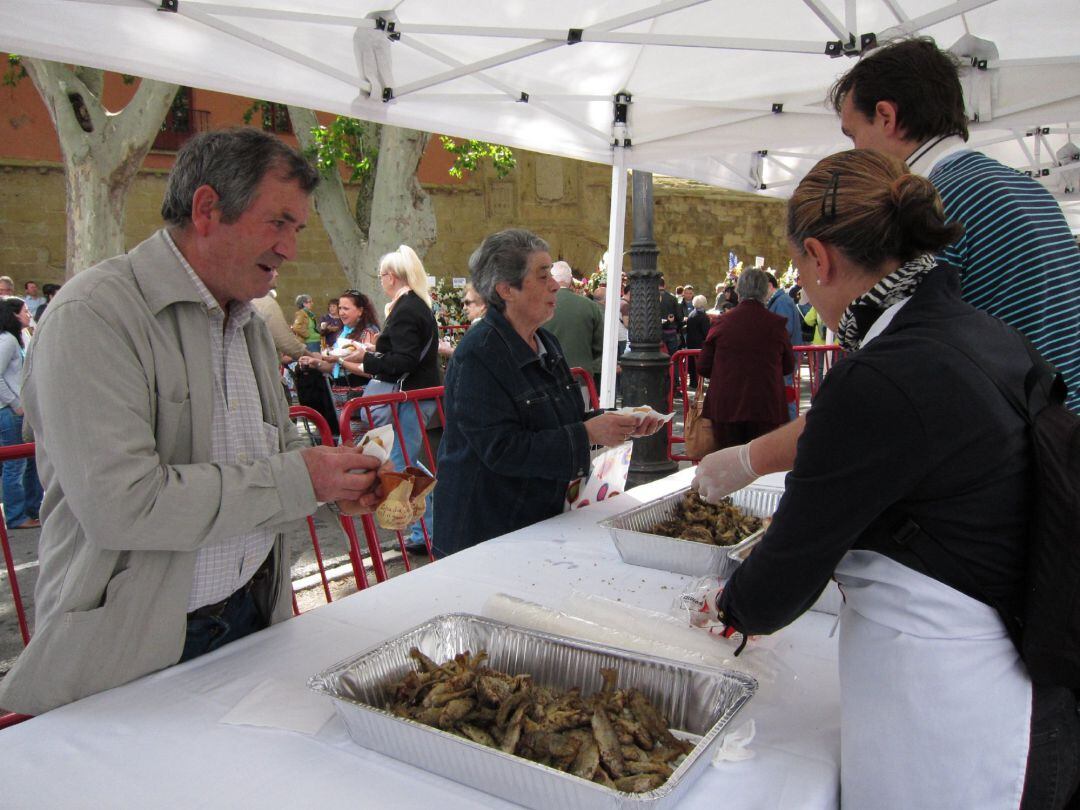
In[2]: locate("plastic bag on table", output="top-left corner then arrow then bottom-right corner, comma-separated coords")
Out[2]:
674,575 -> 727,632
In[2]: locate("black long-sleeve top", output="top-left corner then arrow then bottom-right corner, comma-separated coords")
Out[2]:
718,266 -> 1033,635
362,290 -> 441,391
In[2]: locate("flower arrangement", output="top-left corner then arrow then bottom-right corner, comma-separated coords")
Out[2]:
778,262 -> 799,289
724,261 -> 744,286
432,278 -> 468,327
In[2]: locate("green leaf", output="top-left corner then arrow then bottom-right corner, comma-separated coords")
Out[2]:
2,54 -> 27,89
302,115 -> 378,182
440,136 -> 516,179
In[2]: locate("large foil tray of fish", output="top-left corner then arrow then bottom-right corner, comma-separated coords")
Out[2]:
309,613 -> 756,810
599,485 -> 782,578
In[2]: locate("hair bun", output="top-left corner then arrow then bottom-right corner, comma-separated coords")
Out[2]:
888,173 -> 935,210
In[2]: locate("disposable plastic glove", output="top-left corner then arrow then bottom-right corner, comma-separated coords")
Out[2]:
692,443 -> 758,502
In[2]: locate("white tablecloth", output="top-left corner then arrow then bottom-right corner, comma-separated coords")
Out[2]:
0,469 -> 840,809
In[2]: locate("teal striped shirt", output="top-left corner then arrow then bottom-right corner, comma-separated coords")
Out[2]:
929,150 -> 1080,412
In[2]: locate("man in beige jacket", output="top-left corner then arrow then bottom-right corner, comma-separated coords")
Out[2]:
0,129 -> 383,716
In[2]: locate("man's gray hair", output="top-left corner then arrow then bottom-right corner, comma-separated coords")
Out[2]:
295,294 -> 311,309
161,128 -> 319,227
736,268 -> 770,304
469,229 -> 550,313
551,261 -> 573,287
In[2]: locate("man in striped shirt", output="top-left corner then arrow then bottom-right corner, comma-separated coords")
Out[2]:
693,37 -> 1080,503
832,37 -> 1080,412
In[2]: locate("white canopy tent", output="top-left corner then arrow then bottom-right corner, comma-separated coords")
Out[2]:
3,0 -> 1078,404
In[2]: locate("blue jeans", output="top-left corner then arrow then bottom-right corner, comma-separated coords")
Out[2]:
180,586 -> 268,663
0,408 -> 41,528
366,381 -> 436,548
783,373 -> 796,422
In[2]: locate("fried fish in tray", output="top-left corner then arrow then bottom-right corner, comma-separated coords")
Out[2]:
389,648 -> 693,793
648,491 -> 765,547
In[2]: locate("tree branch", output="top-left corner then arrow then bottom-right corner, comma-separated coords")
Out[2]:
288,105 -> 370,290
23,59 -> 89,156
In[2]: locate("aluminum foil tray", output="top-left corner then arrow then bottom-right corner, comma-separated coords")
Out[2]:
309,613 -> 756,810
600,485 -> 782,578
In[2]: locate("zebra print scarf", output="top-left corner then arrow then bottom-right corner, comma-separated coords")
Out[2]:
835,253 -> 936,352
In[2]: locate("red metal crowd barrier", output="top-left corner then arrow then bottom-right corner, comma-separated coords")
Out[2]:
339,386 -> 446,576
0,442 -> 35,648
666,350 -> 698,463
569,367 -> 600,411
664,346 -> 845,462
0,712 -> 32,730
289,405 -> 372,613
792,344 -> 845,402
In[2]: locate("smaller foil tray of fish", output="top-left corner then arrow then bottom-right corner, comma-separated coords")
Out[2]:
600,485 -> 782,578
309,613 -> 756,809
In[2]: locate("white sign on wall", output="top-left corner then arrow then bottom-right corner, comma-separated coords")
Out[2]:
427,275 -> 437,288
452,277 -> 467,289
754,256 -> 765,268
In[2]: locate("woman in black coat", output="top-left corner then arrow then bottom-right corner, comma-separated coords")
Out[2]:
347,245 -> 440,553
683,293 -> 711,386
696,149 -> 1077,808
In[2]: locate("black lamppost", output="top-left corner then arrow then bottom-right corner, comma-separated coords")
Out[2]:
623,170 -> 677,487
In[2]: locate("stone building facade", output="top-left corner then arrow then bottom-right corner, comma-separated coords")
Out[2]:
0,67 -> 789,316
0,151 -> 789,317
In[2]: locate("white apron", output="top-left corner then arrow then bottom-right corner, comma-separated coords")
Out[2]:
833,549 -> 1031,810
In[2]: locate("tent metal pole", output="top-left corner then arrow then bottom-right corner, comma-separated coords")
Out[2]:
392,40 -> 560,98
171,2 -> 375,26
578,32 -> 824,54
398,37 -> 611,141
392,0 -> 707,99
388,0 -> 708,40
993,89 -> 1080,120
599,150 -> 628,409
878,0 -> 997,40
881,0 -> 911,24
168,0 -> 367,91
802,0 -> 850,40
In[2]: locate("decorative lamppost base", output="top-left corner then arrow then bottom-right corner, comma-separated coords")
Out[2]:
625,170 -> 677,488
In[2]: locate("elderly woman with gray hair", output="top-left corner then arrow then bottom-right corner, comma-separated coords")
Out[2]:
434,228 -> 660,557
291,294 -> 321,351
697,267 -> 795,450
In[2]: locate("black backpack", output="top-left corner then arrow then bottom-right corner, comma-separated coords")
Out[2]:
885,333 -> 1080,687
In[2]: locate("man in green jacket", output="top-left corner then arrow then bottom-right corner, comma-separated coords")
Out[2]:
545,261 -> 604,400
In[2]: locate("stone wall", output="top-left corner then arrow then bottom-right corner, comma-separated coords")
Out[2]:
0,147 -> 789,316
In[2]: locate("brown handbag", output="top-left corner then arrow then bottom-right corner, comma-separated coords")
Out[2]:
683,378 -> 717,459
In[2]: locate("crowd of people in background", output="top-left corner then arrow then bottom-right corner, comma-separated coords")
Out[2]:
0,275 -> 61,532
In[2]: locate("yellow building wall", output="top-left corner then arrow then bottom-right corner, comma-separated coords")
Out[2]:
0,150 -> 789,316
0,59 -> 789,312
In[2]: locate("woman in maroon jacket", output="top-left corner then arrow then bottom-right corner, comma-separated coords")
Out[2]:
698,267 -> 794,449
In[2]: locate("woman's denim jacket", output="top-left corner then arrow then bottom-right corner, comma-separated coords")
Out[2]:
434,307 -> 594,557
